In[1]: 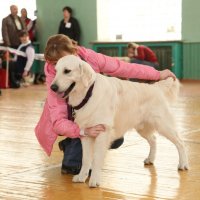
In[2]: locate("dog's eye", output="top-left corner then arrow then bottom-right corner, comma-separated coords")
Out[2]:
64,69 -> 71,74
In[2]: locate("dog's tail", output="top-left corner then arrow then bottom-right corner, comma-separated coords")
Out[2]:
155,77 -> 180,104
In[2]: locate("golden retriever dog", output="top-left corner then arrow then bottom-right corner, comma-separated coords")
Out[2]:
51,55 -> 188,188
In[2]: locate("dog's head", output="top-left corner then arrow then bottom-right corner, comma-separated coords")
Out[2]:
50,55 -> 96,98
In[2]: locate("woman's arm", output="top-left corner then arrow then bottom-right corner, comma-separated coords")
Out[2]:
72,18 -> 81,43
78,46 -> 160,80
2,18 -> 10,46
24,46 -> 35,72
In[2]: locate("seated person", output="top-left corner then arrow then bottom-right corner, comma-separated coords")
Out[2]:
13,30 -> 35,85
127,42 -> 159,69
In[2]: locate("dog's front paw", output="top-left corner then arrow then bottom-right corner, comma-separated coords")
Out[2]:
72,173 -> 88,183
144,158 -> 154,165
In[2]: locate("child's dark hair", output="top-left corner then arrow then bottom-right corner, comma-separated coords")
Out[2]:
19,30 -> 28,38
62,6 -> 73,15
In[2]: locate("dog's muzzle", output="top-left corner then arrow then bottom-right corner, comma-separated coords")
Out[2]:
51,84 -> 59,92
62,82 -> 76,98
51,82 -> 76,98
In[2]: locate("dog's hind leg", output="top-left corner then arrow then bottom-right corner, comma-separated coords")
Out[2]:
155,113 -> 188,170
89,131 -> 110,188
137,127 -> 156,165
73,137 -> 94,183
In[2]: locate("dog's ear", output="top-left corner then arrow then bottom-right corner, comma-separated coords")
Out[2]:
79,60 -> 95,87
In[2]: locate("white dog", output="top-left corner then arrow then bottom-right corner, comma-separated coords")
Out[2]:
51,55 -> 188,188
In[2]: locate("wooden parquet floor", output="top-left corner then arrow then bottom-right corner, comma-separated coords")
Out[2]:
0,80 -> 200,200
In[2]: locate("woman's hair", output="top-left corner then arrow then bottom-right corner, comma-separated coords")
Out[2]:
44,34 -> 77,62
62,6 -> 73,15
21,8 -> 27,14
127,42 -> 139,49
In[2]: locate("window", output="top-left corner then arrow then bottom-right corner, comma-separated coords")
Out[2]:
97,0 -> 182,41
0,0 -> 36,42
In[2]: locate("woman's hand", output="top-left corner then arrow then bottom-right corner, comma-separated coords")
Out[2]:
84,124 -> 105,137
160,69 -> 176,80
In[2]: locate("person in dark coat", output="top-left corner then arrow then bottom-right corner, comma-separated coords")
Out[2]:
1,5 -> 26,48
58,6 -> 81,44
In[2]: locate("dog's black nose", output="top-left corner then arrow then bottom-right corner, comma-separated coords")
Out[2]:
51,84 -> 58,92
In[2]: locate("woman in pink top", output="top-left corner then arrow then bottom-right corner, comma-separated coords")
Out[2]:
35,34 -> 176,175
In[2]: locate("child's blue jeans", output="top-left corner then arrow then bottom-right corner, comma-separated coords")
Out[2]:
59,138 -> 82,169
59,137 -> 124,173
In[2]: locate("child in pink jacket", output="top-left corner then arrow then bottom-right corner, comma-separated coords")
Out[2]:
35,34 -> 176,175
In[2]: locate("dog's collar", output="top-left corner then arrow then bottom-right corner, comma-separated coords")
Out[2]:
72,82 -> 95,110
67,82 -> 95,121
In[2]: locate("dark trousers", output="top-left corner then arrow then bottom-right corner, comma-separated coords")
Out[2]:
61,138 -> 82,168
2,61 -> 20,87
60,137 -> 124,168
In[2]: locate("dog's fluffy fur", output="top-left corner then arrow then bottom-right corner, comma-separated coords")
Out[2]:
51,55 -> 188,187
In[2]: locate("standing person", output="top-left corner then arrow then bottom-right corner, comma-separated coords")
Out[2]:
127,42 -> 159,69
35,34 -> 176,175
20,8 -> 35,42
1,5 -> 26,48
13,30 -> 35,85
58,6 -> 81,44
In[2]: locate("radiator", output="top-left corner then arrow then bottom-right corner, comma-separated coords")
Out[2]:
97,46 -> 173,71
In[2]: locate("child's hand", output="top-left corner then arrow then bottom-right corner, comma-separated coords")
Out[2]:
84,124 -> 106,137
23,70 -> 28,77
159,69 -> 176,80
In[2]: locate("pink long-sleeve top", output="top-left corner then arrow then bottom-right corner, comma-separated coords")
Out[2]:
35,46 -> 160,156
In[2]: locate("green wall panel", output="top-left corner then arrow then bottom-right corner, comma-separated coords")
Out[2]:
36,0 -> 97,52
182,0 -> 200,42
183,43 -> 200,79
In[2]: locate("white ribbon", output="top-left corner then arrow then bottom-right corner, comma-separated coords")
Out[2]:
0,46 -> 45,61
0,46 -> 45,88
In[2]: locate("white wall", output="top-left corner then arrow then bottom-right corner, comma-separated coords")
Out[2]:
97,0 -> 182,41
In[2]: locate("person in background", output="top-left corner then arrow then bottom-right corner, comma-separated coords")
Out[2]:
13,30 -> 35,85
127,42 -> 159,69
2,5 -> 26,48
0,50 -> 20,88
20,8 -> 35,42
58,6 -> 81,44
35,34 -> 176,175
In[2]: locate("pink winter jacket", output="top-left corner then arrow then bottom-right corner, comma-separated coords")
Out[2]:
35,46 -> 160,156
